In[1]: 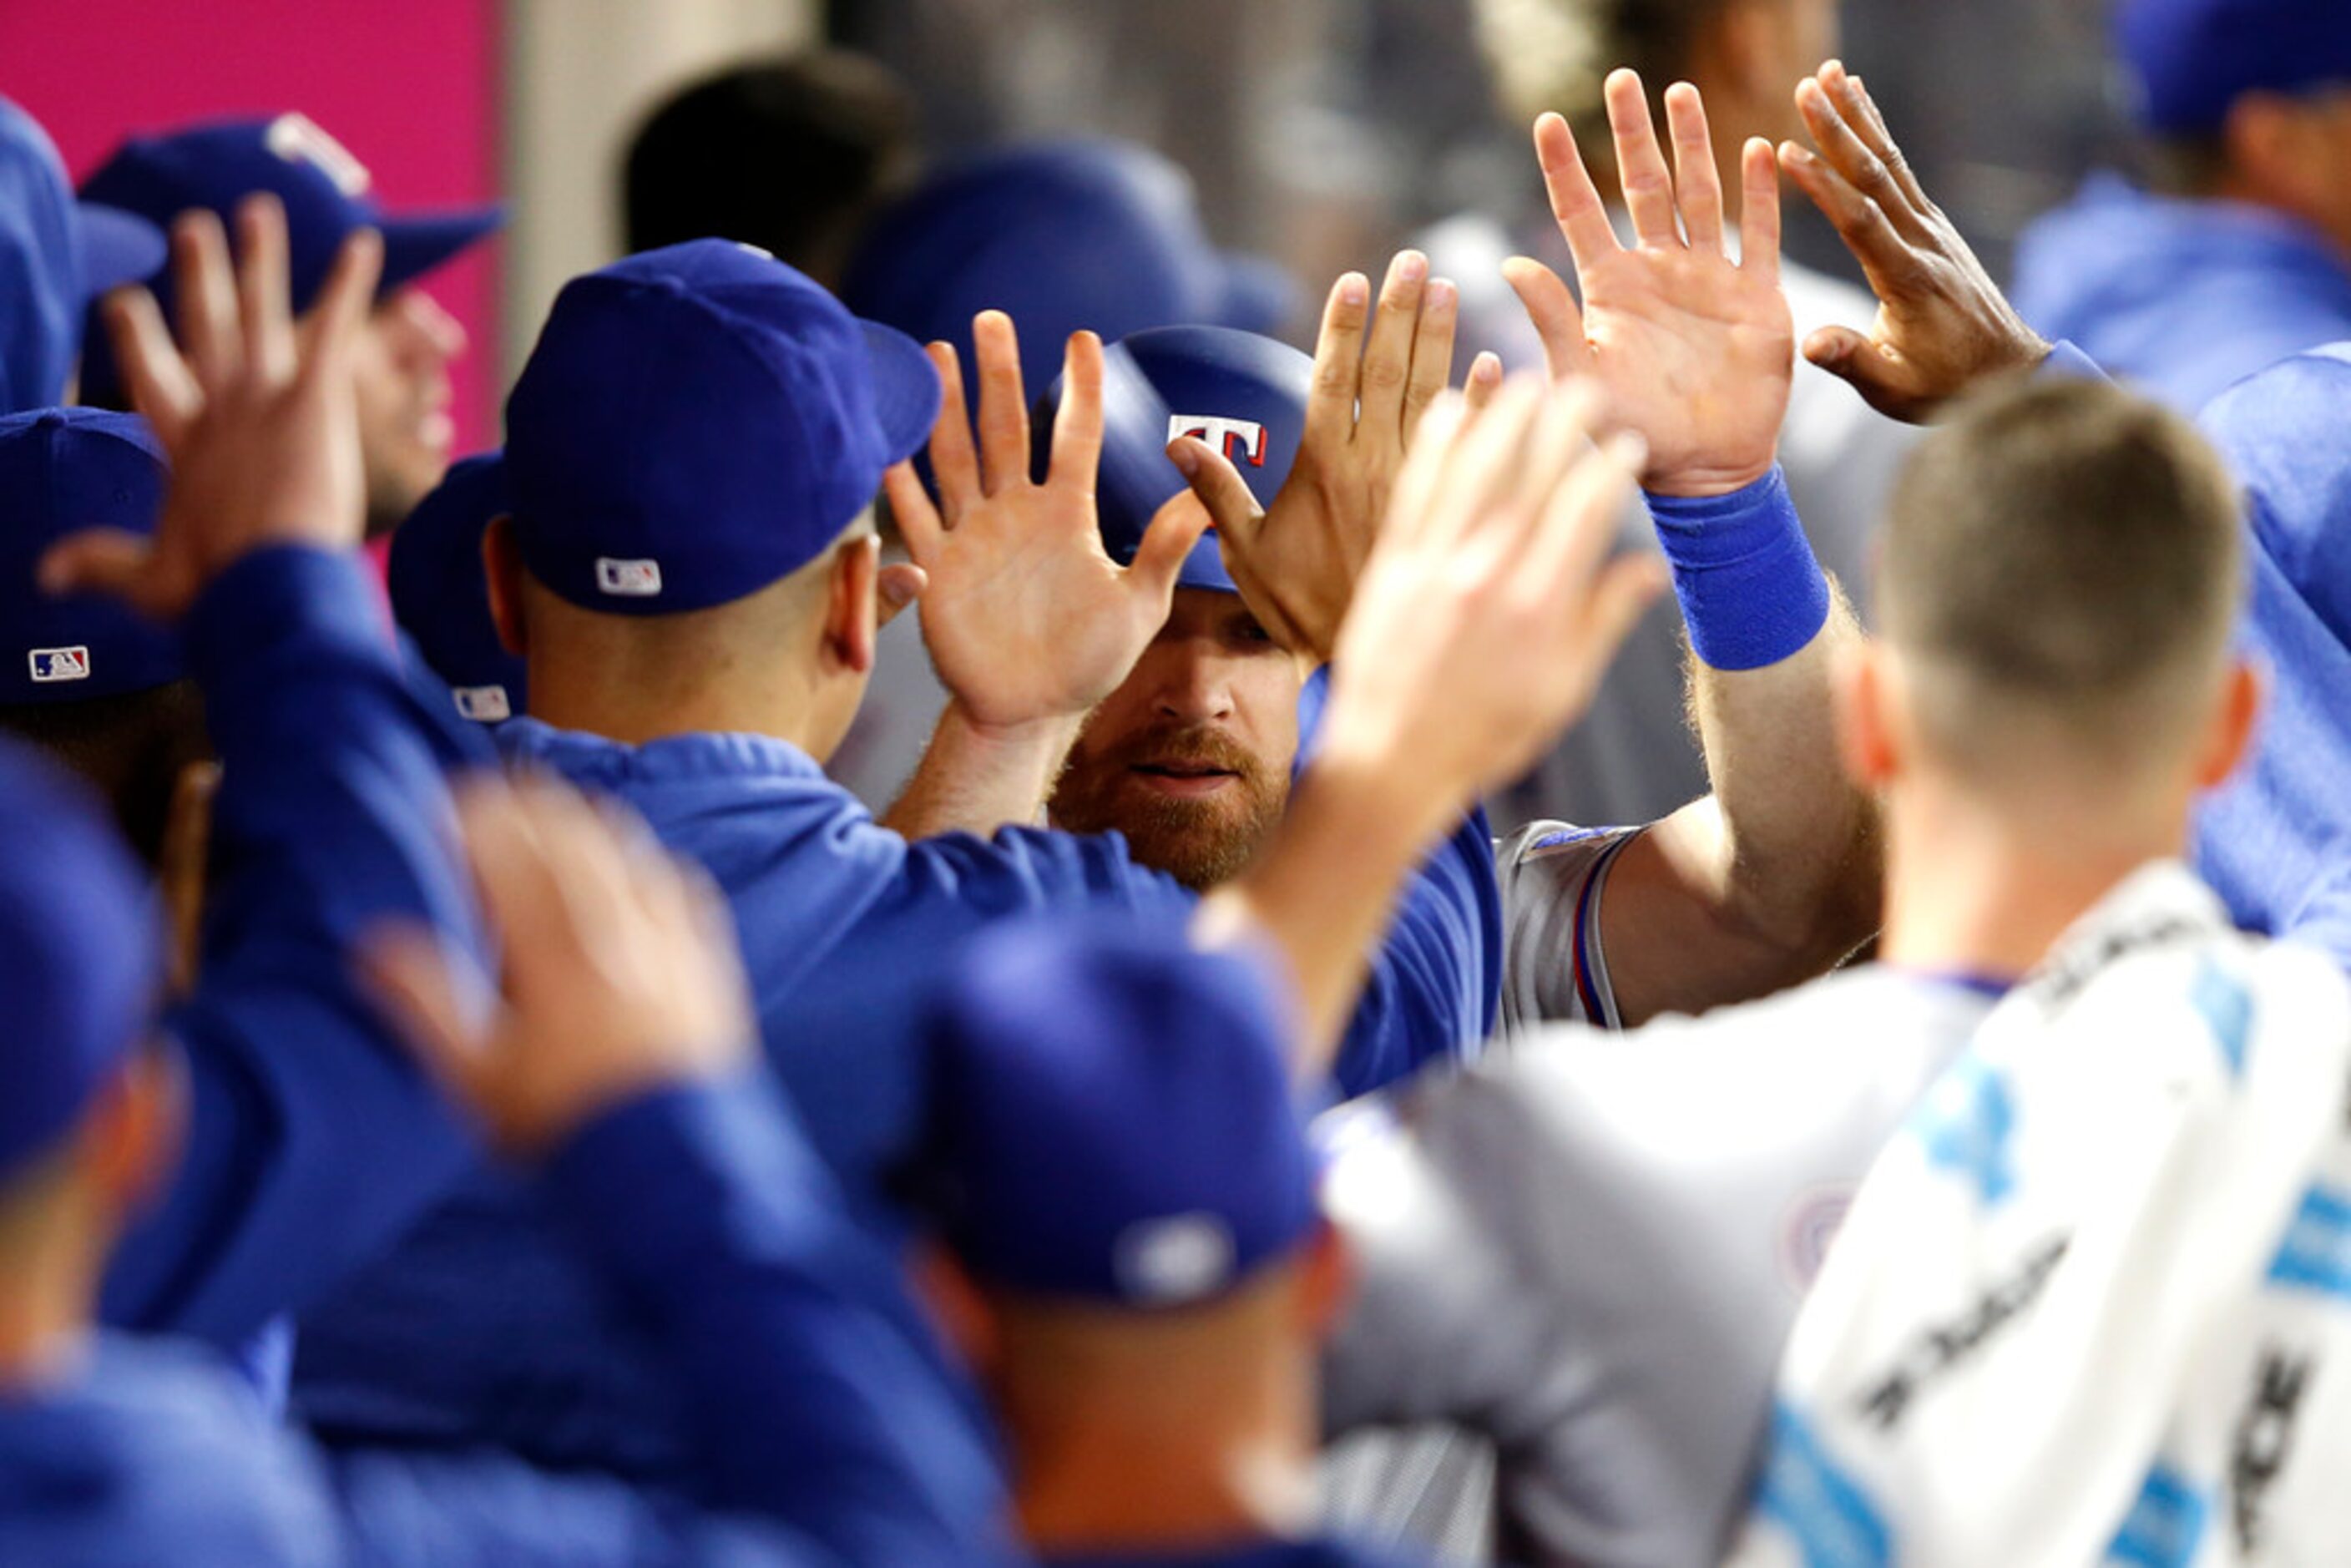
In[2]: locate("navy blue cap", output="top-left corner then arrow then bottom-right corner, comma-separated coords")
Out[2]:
388,451 -> 524,724
76,113 -> 503,402
504,240 -> 941,615
0,97 -> 166,412
0,736 -> 158,1184
842,139 -> 1302,397
1037,326 -> 1312,596
0,407 -> 181,706
923,921 -> 1317,1308
2117,0 -> 2351,134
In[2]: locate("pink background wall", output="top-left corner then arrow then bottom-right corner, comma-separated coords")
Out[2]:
2,0 -> 503,450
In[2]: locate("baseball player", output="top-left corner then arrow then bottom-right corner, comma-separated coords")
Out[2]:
78,112 -> 500,539
386,450 -> 528,726
914,917 -> 1431,1568
0,740 -> 1012,1565
0,94 -> 164,411
290,238 -> 1654,1485
1324,372 -> 2268,1568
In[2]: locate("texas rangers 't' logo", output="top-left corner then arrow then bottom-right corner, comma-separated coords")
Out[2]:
1167,414 -> 1268,468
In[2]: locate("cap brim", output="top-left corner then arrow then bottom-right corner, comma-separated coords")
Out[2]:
860,319 -> 944,466
378,205 -> 505,294
1216,254 -> 1301,337
76,202 -> 167,300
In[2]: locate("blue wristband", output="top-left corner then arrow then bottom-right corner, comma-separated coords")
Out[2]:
1643,467 -> 1830,672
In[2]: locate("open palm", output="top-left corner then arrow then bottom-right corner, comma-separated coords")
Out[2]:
1506,73 -> 1794,498
885,313 -> 1206,731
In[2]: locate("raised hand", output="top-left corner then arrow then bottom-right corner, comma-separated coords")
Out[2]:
1319,374 -> 1667,817
362,774 -> 756,1156
41,195 -> 382,620
1167,251 -> 1469,665
1778,62 -> 2050,423
883,311 -> 1209,733
1504,71 -> 1793,498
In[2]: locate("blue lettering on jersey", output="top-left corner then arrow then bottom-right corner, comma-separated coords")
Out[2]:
1752,1400 -> 1892,1568
2190,960 -> 2252,1081
1913,1057 -> 2018,1206
2267,1184 -> 2351,1303
2105,1463 -> 2207,1568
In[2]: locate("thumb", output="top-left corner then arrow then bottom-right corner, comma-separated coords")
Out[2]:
1127,488 -> 1216,604
38,529 -> 157,605
1167,438 -> 1266,540
357,924 -> 498,1116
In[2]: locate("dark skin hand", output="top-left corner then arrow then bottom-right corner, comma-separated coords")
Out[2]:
1777,60 -> 2053,423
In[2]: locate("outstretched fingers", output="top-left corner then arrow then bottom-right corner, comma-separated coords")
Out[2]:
882,460 -> 944,562
1828,63 -> 1932,215
1045,331 -> 1105,495
1664,83 -> 1725,254
1358,250 -> 1433,441
1502,256 -> 1591,383
969,311 -> 1032,497
1303,271 -> 1373,453
1604,70 -> 1681,248
102,289 -> 200,448
1533,112 -> 1621,275
294,226 -> 383,385
234,195 -> 296,386
1778,139 -> 1915,295
1738,137 -> 1782,288
922,342 -> 983,519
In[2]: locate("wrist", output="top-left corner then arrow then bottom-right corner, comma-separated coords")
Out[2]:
1642,458 -> 1779,501
1644,466 -> 1831,672
938,699 -> 1084,759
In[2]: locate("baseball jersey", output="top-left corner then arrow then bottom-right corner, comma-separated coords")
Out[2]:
1317,965 -> 2000,1568
295,694 -> 1502,1482
1492,820 -> 1644,1032
1049,1539 -> 1431,1568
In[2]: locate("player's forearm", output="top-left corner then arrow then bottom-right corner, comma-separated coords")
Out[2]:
880,700 -> 1083,840
1197,753 -> 1459,1080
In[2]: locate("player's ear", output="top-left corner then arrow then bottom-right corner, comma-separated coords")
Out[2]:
906,1240 -> 1000,1377
2192,656 -> 2265,792
80,1045 -> 186,1217
481,515 -> 528,659
1833,639 -> 1898,790
1297,1220 -> 1355,1342
823,534 -> 880,678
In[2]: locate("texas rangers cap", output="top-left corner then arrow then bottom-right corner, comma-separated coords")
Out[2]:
0,407 -> 182,706
1037,325 -> 1312,596
842,139 -> 1301,397
388,451 -> 525,725
2117,0 -> 2351,134
0,96 -> 166,411
922,920 -> 1317,1308
76,112 -> 503,402
503,240 -> 940,615
0,736 -> 158,1184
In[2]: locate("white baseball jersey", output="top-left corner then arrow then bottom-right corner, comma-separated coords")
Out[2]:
1317,964 -> 2000,1567
1494,820 -> 1646,1033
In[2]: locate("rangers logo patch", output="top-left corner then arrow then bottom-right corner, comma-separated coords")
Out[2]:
595,558 -> 664,597
28,646 -> 91,684
1168,414 -> 1269,468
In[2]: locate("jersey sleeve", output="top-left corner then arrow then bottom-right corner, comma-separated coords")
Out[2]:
1494,821 -> 1644,1033
101,548 -> 489,1348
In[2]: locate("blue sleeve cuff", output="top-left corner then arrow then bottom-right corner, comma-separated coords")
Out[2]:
1643,467 -> 1832,672
2038,341 -> 2106,383
183,545 -> 393,690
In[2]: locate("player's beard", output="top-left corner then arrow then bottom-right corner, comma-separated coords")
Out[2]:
1051,721 -> 1291,892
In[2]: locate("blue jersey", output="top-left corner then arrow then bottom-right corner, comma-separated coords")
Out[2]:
2012,175 -> 2351,413
0,1077 -> 1007,1568
2192,345 -> 2351,968
94,549 -> 490,1351
294,687 -> 1500,1481
1049,1540 -> 1429,1568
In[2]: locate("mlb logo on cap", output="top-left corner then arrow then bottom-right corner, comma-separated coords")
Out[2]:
1168,414 -> 1267,469
28,646 -> 89,683
595,558 -> 664,598
453,685 -> 513,723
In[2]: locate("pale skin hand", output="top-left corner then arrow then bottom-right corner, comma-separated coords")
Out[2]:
41,196 -> 383,618
1504,70 -> 1794,498
884,312 -> 1209,735
361,775 -> 756,1157
1168,250 -> 1478,666
1777,60 -> 2052,423
1198,375 -> 1666,1071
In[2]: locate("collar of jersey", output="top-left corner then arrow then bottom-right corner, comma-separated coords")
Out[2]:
494,716 -> 832,788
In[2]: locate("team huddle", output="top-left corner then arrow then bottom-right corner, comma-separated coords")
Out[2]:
4,0 -> 2351,1563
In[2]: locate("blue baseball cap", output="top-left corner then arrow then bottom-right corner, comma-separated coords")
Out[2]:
504,240 -> 940,615
76,113 -> 503,403
1037,325 -> 1312,596
0,97 -> 166,412
2117,0 -> 2351,134
922,920 -> 1317,1308
842,139 -> 1301,397
0,407 -> 181,706
0,736 -> 159,1184
388,451 -> 525,725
